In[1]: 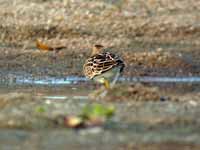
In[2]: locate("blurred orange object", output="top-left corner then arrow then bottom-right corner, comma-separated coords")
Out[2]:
36,39 -> 66,52
64,116 -> 84,128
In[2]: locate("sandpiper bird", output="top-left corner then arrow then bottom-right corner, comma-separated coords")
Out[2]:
83,45 -> 125,89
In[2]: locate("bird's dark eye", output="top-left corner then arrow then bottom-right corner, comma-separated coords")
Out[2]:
95,45 -> 104,49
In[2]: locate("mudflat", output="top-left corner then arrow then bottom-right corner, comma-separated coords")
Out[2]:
0,0 -> 200,149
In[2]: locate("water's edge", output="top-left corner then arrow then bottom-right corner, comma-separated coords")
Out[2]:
1,75 -> 200,85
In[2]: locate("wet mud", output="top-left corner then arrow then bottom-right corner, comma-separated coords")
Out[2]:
0,0 -> 200,149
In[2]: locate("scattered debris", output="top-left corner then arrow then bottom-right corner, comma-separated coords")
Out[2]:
64,104 -> 115,129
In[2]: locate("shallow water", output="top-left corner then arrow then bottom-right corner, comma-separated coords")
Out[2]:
0,74 -> 200,97
0,75 -> 199,100
1,75 -> 200,86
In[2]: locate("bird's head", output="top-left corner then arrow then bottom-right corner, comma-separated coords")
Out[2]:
91,44 -> 104,55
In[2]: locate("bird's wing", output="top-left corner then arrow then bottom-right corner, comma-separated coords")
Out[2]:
83,52 -> 124,79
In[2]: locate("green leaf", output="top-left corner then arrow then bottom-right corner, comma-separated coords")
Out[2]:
81,104 -> 115,119
35,106 -> 46,113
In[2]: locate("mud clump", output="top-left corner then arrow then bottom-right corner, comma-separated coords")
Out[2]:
0,93 -> 35,108
103,83 -> 163,102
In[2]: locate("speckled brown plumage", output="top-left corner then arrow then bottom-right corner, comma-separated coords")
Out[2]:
83,52 -> 125,79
